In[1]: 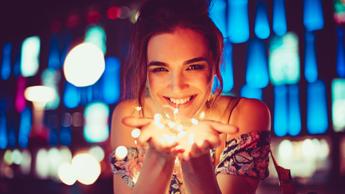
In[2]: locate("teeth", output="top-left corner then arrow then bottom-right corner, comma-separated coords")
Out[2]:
169,97 -> 191,105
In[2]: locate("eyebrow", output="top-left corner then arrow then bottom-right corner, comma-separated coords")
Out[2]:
147,57 -> 209,67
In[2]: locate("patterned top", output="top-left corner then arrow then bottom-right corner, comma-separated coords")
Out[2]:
110,130 -> 271,193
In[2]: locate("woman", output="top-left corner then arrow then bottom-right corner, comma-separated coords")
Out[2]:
110,0 -> 271,193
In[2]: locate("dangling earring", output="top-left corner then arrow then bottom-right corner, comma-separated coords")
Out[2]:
206,93 -> 214,108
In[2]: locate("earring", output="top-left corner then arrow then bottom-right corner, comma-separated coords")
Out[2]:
206,93 -> 214,108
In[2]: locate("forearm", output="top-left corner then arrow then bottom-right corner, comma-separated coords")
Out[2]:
180,153 -> 221,194
131,147 -> 175,194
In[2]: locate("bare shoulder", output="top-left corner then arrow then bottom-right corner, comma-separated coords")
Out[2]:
112,99 -> 138,116
227,97 -> 271,134
110,99 -> 139,148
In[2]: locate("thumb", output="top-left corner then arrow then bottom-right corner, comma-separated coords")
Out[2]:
122,116 -> 152,128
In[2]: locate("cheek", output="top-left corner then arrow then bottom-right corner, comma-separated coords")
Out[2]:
148,74 -> 165,92
188,73 -> 211,87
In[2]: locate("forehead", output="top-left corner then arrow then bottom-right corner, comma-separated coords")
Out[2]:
147,28 -> 209,64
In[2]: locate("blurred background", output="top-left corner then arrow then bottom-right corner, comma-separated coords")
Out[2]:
0,0 -> 344,193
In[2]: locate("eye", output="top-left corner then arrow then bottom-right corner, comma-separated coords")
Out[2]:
149,67 -> 168,73
187,64 -> 205,71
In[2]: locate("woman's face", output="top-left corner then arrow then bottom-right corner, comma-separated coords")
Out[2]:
146,27 -> 213,118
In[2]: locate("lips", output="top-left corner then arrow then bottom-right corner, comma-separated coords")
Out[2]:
163,95 -> 196,106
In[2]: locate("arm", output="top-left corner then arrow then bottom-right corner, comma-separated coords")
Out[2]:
180,153 -> 221,194
179,98 -> 271,194
110,100 -> 175,194
216,98 -> 271,194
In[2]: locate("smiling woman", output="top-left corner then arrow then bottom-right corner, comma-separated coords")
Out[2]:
110,0 -> 272,194
146,28 -> 213,118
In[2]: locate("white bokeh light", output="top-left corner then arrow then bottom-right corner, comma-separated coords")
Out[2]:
63,43 -> 105,87
72,153 -> 101,185
58,162 -> 77,185
89,146 -> 105,162
24,86 -> 55,104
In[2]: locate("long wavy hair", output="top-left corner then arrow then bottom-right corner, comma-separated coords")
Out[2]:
121,0 -> 224,108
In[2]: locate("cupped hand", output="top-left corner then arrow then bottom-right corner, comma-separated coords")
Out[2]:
122,115 -> 183,155
176,120 -> 238,161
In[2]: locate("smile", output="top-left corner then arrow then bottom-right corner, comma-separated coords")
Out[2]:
164,95 -> 195,105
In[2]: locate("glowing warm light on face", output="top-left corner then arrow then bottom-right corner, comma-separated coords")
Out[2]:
72,153 -> 101,185
24,86 -> 55,104
58,162 -> 77,185
115,146 -> 128,160
89,146 -> 105,162
63,43 -> 105,87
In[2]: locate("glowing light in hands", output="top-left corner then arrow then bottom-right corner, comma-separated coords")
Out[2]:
114,105 -> 208,160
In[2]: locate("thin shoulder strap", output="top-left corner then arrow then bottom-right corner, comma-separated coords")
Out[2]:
270,152 -> 296,194
226,96 -> 241,124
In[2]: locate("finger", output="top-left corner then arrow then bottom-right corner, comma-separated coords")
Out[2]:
200,140 -> 211,150
203,135 -> 220,148
171,145 -> 185,154
138,129 -> 151,143
189,143 -> 202,157
204,120 -> 238,134
122,116 -> 152,128
150,138 -> 177,153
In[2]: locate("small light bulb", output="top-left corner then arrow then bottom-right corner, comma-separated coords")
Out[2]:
154,113 -> 162,121
153,113 -> 164,129
173,108 -> 179,115
176,124 -> 184,133
167,121 -> 176,128
115,146 -> 128,160
161,134 -> 176,145
191,118 -> 199,125
199,112 -> 205,120
131,128 -> 141,138
187,134 -> 195,146
135,106 -> 142,112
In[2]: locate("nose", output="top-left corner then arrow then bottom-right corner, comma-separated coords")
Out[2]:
169,71 -> 188,91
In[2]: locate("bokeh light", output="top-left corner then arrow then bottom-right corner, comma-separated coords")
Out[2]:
71,153 -> 101,185
63,43 -> 105,87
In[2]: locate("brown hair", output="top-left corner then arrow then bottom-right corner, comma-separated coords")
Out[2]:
121,0 -> 224,107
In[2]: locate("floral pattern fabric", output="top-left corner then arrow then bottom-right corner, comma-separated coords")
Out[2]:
110,130 -> 270,193
215,130 -> 270,179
